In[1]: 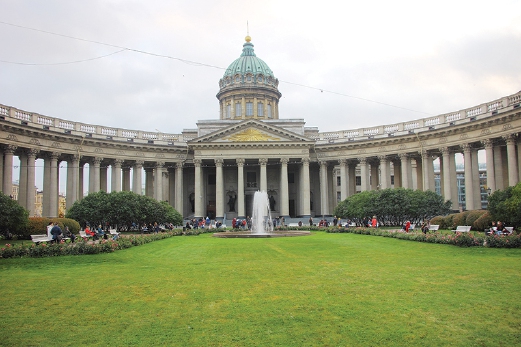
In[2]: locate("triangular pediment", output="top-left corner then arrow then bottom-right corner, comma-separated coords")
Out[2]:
190,120 -> 313,144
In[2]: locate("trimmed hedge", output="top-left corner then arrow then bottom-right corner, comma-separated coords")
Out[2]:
0,228 -> 214,259
326,226 -> 521,248
23,217 -> 81,239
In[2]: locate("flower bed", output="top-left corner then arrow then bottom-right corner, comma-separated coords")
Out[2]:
326,227 -> 521,248
0,229 -> 213,259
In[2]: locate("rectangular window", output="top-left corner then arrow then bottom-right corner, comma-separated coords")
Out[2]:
246,102 -> 253,116
267,104 -> 272,118
235,103 -> 241,117
226,105 -> 231,118
390,175 -> 394,185
257,102 -> 263,116
355,176 -> 361,185
337,176 -> 341,186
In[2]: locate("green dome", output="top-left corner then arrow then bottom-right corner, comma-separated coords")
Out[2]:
223,40 -> 275,78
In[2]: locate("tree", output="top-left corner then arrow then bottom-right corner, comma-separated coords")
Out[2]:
0,192 -> 29,238
488,182 -> 521,228
334,188 -> 452,226
66,191 -> 183,230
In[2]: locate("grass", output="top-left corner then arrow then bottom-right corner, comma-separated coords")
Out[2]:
1,232 -> 520,346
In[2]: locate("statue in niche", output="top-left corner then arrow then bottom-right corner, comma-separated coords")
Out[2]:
189,193 -> 195,213
269,195 -> 276,211
228,194 -> 236,212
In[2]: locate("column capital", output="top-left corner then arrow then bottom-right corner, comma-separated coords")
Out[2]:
481,139 -> 494,148
3,144 -> 17,154
301,157 -> 310,165
134,160 -> 145,167
319,160 -> 328,167
280,157 -> 289,165
26,148 -> 40,158
156,161 -> 165,168
439,147 -> 451,155
460,143 -> 473,153
50,152 -> 61,160
113,158 -> 124,166
259,158 -> 268,166
358,157 -> 367,165
377,155 -> 388,162
503,133 -> 518,144
398,153 -> 408,160
193,159 -> 202,167
338,158 -> 347,165
236,158 -> 245,166
215,158 -> 224,167
175,161 -> 184,169
92,157 -> 103,165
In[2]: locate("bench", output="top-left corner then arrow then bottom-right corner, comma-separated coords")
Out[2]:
79,230 -> 93,239
31,234 -> 53,243
452,226 -> 471,233
288,223 -> 300,227
428,224 -> 440,231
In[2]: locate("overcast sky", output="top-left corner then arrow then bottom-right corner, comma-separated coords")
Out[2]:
1,0 -> 520,135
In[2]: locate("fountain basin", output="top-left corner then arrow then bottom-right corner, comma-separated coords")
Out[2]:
213,230 -> 312,238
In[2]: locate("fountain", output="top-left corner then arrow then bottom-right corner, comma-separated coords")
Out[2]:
251,191 -> 273,234
213,190 -> 311,238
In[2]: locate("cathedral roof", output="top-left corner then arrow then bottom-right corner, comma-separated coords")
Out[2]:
222,36 -> 275,79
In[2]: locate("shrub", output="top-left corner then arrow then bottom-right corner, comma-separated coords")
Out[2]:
430,216 -> 445,228
440,214 -> 454,230
466,210 -> 487,230
452,212 -> 470,229
54,218 -> 81,233
474,211 -> 493,232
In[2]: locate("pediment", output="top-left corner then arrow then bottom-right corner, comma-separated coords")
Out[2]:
190,120 -> 313,143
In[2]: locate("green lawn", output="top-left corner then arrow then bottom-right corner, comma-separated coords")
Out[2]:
1,232 -> 520,346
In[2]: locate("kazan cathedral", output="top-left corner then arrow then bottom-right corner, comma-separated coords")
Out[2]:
1,36 -> 521,222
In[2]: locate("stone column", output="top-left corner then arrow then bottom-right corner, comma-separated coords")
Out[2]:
482,140 -> 495,193
215,158 -> 224,221
399,153 -> 410,189
300,157 -> 311,217
154,161 -> 164,201
175,162 -> 184,216
100,165 -> 108,192
462,144 -> 474,210
194,159 -> 203,218
280,158 -> 289,217
319,160 -> 329,216
259,158 -> 268,192
78,161 -> 84,200
145,168 -> 154,197
421,150 -> 434,191
493,145 -> 504,190
18,151 -> 28,208
111,159 -> 123,192
122,167 -> 131,191
392,159 -> 402,188
440,147 -> 453,206
449,151 -> 458,209
359,157 -> 369,192
66,155 -> 78,210
236,159 -> 245,218
348,161 -> 356,196
471,148 -> 481,209
42,156 -> 51,217
26,149 -> 39,215
2,145 -> 16,195
133,160 -> 144,195
379,156 -> 390,189
370,160 -> 379,190
339,159 -> 348,200
0,148 -> 3,193
504,134 -> 519,186
49,152 -> 60,217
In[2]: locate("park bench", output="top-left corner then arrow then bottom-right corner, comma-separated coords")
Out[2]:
79,230 -> 93,239
288,223 -> 300,227
452,226 -> 471,233
31,234 -> 53,243
428,225 -> 440,231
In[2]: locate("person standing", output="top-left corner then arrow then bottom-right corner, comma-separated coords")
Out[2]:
309,216 -> 313,226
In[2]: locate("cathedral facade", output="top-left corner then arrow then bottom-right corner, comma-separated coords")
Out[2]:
1,37 -> 520,221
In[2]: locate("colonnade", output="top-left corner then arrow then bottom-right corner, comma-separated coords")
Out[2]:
1,135 -> 520,219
